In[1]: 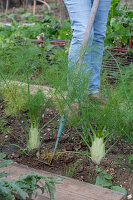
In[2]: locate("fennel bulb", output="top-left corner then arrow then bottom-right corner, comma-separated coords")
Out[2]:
90,137 -> 105,165
28,127 -> 40,149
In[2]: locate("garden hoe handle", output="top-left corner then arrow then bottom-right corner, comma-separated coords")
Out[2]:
51,0 -> 100,163
50,115 -> 66,163
76,0 -> 100,74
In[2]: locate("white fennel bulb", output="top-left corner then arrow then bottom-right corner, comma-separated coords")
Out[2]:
90,137 -> 105,165
28,127 -> 40,150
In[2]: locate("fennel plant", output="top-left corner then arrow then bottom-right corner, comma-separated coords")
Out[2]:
26,89 -> 51,150
78,122 -> 115,165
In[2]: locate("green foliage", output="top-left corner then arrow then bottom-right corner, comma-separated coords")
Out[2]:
0,153 -> 14,179
0,153 -> 62,200
0,42 -> 68,88
106,2 -> 133,46
128,154 -> 133,162
108,0 -> 121,20
52,60 -> 133,146
13,88 -> 53,151
0,42 -> 63,151
77,123 -> 113,164
41,16 -> 60,39
21,12 -> 32,20
40,45 -> 68,89
111,186 -> 127,195
26,90 -> 50,150
1,83 -> 27,117
58,19 -> 72,40
70,63 -> 133,144
27,89 -> 46,127
95,168 -> 127,194
0,16 -> 72,48
96,175 -> 112,187
0,153 -> 13,169
95,168 -> 113,187
0,43 -> 44,82
100,63 -> 133,143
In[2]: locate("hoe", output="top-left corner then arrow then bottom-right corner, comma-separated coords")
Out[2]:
50,0 -> 100,164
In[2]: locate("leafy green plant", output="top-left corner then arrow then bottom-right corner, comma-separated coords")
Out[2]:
0,153 -> 14,177
108,0 -> 121,21
58,19 -> 72,40
95,168 -> 127,195
0,14 -> 71,47
0,153 -> 62,200
106,2 -> 133,47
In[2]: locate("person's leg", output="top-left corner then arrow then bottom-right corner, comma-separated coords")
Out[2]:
89,0 -> 111,95
64,0 -> 111,96
64,0 -> 93,95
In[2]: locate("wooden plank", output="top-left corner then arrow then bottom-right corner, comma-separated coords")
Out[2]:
5,0 -> 9,14
0,162 -> 126,200
33,0 -> 37,15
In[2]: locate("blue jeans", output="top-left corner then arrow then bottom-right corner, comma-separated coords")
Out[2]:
64,0 -> 111,95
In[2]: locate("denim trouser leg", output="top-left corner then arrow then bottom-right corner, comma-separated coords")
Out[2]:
64,0 -> 111,94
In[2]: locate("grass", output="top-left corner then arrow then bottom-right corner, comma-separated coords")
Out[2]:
65,160 -> 80,178
0,43 -> 68,90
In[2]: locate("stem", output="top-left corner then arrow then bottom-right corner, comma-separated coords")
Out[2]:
26,72 -> 30,102
5,0 -> 9,15
33,0 -> 37,15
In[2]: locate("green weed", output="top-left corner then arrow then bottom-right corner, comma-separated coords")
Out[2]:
65,160 -> 80,178
95,168 -> 127,195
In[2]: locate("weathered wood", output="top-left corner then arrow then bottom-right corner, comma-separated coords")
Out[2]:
60,0 -> 68,23
0,162 -> 126,200
5,0 -> 9,14
0,0 -> 4,12
33,0 -> 36,15
37,0 -> 51,11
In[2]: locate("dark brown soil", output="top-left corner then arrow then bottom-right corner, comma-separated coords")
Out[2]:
0,99 -> 133,199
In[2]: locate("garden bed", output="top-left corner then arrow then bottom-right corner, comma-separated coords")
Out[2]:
0,98 -> 133,199
0,2 -> 133,199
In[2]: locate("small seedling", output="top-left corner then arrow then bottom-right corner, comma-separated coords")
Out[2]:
65,160 -> 81,178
